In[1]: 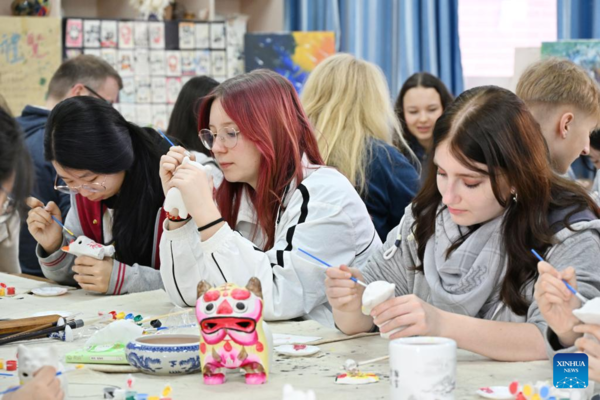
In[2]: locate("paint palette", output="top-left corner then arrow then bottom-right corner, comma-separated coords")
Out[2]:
275,344 -> 320,357
272,333 -> 321,345
31,287 -> 68,297
476,386 -> 513,399
335,372 -> 379,385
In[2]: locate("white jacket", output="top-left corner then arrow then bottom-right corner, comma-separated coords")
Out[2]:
160,164 -> 381,327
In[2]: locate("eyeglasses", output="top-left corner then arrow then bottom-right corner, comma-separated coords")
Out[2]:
54,175 -> 107,195
83,85 -> 113,105
0,185 -> 15,224
199,127 -> 240,150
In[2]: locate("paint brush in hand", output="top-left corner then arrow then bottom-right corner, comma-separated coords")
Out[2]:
50,215 -> 75,238
25,198 -> 75,238
531,249 -> 588,304
298,248 -> 368,288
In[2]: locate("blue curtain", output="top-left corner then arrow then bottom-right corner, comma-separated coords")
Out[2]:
556,0 -> 599,179
284,0 -> 464,97
557,0 -> 600,39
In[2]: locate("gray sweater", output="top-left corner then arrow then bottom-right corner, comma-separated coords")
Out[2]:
361,206 -> 600,358
36,195 -> 164,294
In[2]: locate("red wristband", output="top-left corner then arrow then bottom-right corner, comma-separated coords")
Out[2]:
166,211 -> 191,222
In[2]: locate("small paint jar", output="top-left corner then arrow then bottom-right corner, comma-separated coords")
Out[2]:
150,319 -> 161,328
0,358 -> 4,369
125,313 -> 134,320
0,283 -> 6,288
6,360 -> 17,371
0,288 -> 5,297
116,312 -> 125,320
6,287 -> 15,296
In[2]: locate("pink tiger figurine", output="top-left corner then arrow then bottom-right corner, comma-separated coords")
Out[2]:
195,278 -> 272,385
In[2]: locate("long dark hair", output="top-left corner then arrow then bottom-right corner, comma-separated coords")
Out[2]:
411,86 -> 599,316
167,76 -> 219,154
0,108 -> 33,216
44,96 -> 165,267
395,72 -> 453,149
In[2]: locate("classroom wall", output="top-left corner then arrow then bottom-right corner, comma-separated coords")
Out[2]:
3,0 -> 284,32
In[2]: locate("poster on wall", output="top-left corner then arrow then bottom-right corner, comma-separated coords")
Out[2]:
179,22 -> 195,49
101,20 -> 118,48
100,48 -> 118,70
244,32 -> 335,93
134,21 -> 149,47
0,17 -> 62,114
195,23 -> 210,49
118,21 -> 134,49
210,22 -> 226,49
83,19 -> 101,48
134,48 -> 150,75
62,17 -> 246,129
149,22 -> 165,49
541,40 -> 600,83
65,19 -> 83,47
120,77 -> 136,103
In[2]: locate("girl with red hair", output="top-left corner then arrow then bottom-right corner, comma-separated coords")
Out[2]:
159,70 -> 380,325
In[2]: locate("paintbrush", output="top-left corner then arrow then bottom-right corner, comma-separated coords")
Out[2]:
0,322 -> 56,340
157,128 -> 176,147
531,249 -> 588,304
343,355 -> 390,374
25,199 -> 75,238
0,319 -> 87,346
139,309 -> 195,324
50,215 -> 75,238
298,248 -> 368,288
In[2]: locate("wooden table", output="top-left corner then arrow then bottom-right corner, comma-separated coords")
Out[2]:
0,273 -> 556,399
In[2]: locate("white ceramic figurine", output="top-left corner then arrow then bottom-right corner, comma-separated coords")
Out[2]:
61,236 -> 115,260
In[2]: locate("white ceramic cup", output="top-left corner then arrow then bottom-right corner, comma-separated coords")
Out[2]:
389,337 -> 457,400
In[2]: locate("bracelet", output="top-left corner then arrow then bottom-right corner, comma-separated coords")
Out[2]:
166,212 -> 191,222
197,217 -> 224,232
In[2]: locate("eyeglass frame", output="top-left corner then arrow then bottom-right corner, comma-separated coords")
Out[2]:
82,85 -> 113,105
53,174 -> 107,195
198,127 -> 241,151
0,185 -> 15,223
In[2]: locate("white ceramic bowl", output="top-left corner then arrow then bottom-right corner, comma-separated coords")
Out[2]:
125,334 -> 201,375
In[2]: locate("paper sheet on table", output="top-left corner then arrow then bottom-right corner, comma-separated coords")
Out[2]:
273,333 -> 322,346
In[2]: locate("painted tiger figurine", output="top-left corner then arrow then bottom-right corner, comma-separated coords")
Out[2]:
195,277 -> 272,385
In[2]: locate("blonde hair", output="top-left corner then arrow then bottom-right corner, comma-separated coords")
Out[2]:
516,57 -> 600,119
302,53 -> 415,193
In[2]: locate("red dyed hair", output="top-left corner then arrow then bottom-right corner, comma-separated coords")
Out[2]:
198,69 -> 324,248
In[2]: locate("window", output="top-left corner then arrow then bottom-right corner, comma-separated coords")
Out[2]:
459,0 -> 557,87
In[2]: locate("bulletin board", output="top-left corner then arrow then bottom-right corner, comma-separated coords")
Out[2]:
63,17 -> 246,130
0,17 -> 62,115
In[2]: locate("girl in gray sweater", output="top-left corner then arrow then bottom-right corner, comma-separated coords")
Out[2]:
325,86 -> 600,362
